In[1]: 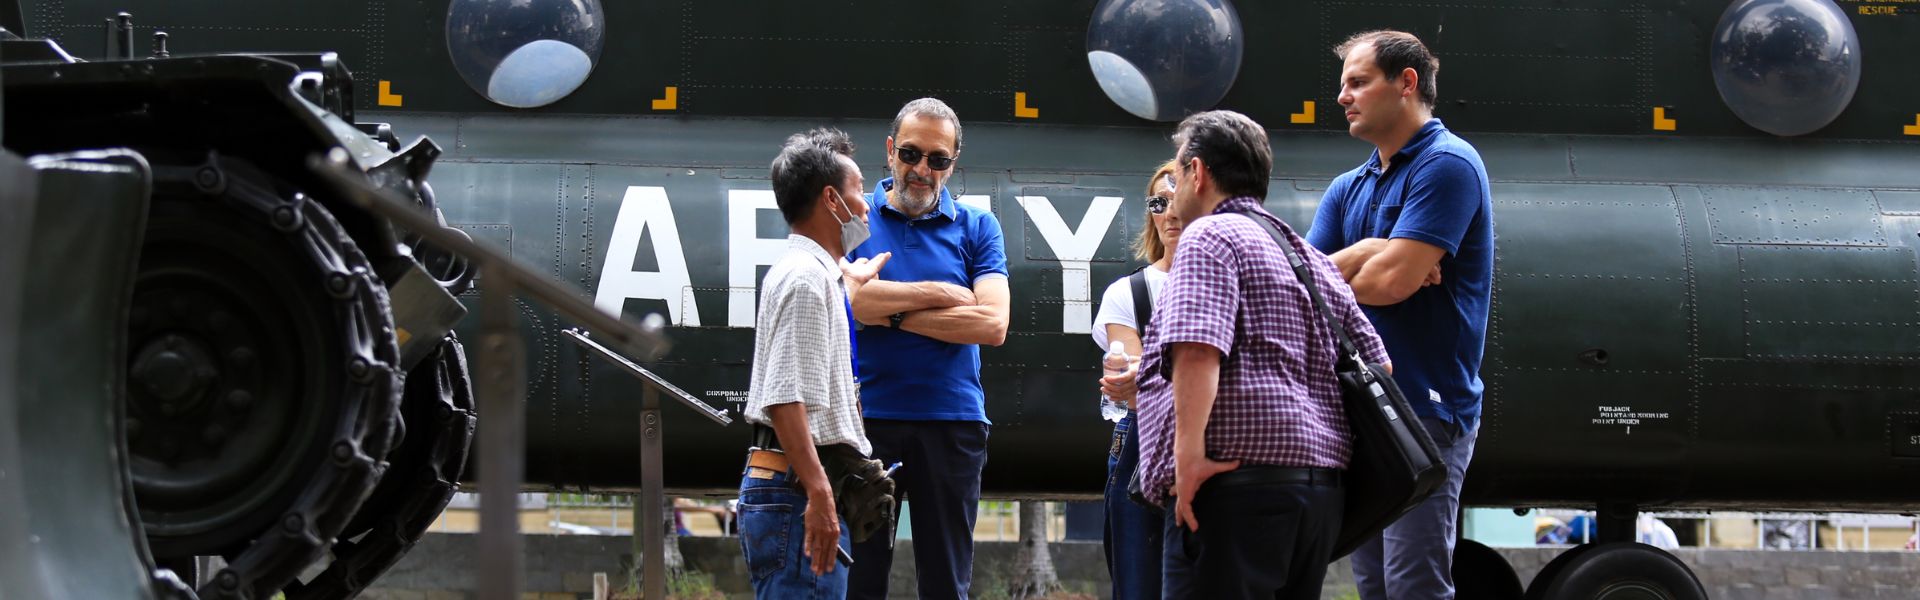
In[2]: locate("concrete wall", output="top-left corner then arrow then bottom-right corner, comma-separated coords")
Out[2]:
359,533 -> 1920,600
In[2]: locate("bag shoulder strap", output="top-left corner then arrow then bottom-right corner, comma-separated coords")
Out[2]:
1129,267 -> 1152,341
1230,210 -> 1365,368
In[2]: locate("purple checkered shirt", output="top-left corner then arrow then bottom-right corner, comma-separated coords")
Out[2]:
1135,196 -> 1390,506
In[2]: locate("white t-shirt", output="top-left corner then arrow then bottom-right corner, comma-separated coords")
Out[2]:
1637,515 -> 1680,550
1091,265 -> 1168,352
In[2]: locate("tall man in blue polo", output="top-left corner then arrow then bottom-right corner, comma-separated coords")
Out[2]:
845,97 -> 1010,599
1308,30 -> 1494,600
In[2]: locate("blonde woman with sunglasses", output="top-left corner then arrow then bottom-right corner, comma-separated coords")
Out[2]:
1090,158 -> 1181,599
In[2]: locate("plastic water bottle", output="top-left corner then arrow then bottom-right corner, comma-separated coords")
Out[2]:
1100,341 -> 1130,422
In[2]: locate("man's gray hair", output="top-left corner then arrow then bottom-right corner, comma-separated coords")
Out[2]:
889,97 -> 963,152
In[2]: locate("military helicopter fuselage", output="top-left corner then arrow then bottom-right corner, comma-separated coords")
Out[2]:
395,111 -> 1920,515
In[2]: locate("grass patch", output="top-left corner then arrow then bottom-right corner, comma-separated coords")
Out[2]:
666,570 -> 723,600
612,569 -> 724,599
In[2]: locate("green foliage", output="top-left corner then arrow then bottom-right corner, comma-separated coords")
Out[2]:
613,569 -> 723,600
667,569 -> 721,599
974,572 -> 1010,600
974,571 -> 1093,600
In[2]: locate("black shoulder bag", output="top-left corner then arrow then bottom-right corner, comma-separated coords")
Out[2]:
1233,211 -> 1447,561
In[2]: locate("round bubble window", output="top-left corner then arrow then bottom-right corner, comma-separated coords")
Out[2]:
1086,0 -> 1244,122
446,0 -> 606,109
1710,0 -> 1860,137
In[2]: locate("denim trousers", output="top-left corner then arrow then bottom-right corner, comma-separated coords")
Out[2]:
1103,411 -> 1163,599
1350,416 -> 1480,600
738,465 -> 853,599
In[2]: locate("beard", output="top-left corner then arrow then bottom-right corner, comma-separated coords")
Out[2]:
894,171 -> 940,212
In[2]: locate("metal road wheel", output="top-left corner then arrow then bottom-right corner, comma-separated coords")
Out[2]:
286,334 -> 476,600
1523,542 -> 1705,600
1454,538 -> 1524,600
130,156 -> 400,600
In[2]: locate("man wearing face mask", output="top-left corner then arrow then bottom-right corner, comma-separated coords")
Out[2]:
737,128 -> 893,598
845,98 -> 1011,600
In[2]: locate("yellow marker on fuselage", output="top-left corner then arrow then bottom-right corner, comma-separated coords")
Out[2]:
1653,106 -> 1676,131
652,87 -> 678,111
1290,101 -> 1315,124
377,80 -> 403,107
1015,92 -> 1039,119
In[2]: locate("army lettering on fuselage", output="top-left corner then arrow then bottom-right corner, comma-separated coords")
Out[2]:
725,189 -> 785,328
593,186 -> 697,325
1017,195 -> 1124,334
593,185 -> 1125,334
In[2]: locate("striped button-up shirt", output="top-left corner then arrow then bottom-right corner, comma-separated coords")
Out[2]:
1135,197 -> 1389,505
743,235 -> 871,456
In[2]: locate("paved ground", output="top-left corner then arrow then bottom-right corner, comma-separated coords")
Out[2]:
355,533 -> 1920,599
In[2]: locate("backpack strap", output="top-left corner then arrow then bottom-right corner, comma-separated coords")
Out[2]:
1129,267 -> 1152,342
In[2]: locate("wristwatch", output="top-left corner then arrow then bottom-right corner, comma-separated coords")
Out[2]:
888,312 -> 907,329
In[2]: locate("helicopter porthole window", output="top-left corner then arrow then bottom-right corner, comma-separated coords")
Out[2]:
446,0 -> 606,109
1085,0 -> 1244,122
1710,0 -> 1861,137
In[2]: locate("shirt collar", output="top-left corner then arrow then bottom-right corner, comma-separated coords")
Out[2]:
1210,195 -> 1267,215
1363,118 -> 1447,176
787,234 -> 842,281
873,177 -> 956,222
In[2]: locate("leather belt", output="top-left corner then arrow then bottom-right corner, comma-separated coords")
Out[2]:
746,448 -> 790,473
1207,465 -> 1342,488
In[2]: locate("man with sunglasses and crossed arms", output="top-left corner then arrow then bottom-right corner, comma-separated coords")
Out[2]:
844,97 -> 1010,600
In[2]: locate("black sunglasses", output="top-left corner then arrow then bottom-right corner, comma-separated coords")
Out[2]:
1147,196 -> 1170,214
895,146 -> 956,171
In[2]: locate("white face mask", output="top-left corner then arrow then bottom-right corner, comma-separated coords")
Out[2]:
828,188 -> 870,253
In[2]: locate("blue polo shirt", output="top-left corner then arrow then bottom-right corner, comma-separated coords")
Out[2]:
1307,119 -> 1493,430
847,178 -> 1009,423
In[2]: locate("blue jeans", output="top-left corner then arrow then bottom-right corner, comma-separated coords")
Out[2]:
1350,416 -> 1480,600
1103,412 -> 1163,599
738,465 -> 852,599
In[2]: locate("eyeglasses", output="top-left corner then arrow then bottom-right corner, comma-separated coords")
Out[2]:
1146,196 -> 1169,214
895,147 -> 955,171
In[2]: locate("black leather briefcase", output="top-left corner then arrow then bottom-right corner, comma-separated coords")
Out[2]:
1234,211 -> 1446,560
1327,354 -> 1446,558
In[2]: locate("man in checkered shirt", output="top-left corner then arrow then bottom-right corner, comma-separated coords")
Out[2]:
1134,110 -> 1391,599
735,128 -> 890,598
